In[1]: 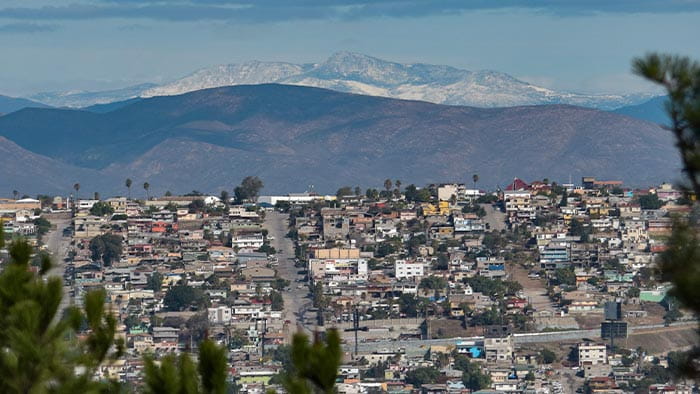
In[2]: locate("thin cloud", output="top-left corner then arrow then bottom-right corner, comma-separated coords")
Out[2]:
0,22 -> 58,33
1,1 -> 699,24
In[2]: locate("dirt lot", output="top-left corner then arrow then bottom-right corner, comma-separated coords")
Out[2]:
573,302 -> 667,329
625,325 -> 699,354
509,263 -> 556,313
428,318 -> 484,339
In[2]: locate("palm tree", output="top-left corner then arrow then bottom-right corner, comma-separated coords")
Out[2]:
143,182 -> 150,200
12,190 -> 18,200
125,178 -> 132,199
472,174 -> 479,190
384,179 -> 393,193
73,183 -> 80,200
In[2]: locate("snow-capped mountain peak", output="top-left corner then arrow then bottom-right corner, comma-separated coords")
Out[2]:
29,52 -> 657,110
142,61 -> 309,97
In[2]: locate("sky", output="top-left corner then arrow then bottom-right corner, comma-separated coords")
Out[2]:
1,0 -> 699,97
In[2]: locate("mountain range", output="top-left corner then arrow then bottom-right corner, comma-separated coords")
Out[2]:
23,52 -> 655,111
28,83 -> 157,109
0,94 -> 49,115
0,84 -> 679,196
613,96 -> 670,126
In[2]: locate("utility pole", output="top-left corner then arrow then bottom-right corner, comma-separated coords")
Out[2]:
261,319 -> 267,356
353,307 -> 359,358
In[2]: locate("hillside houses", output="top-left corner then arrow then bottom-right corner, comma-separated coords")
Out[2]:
0,174 -> 691,393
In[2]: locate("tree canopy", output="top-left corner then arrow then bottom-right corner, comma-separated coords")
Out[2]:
453,355 -> 491,390
638,193 -> 663,210
163,284 -> 209,311
634,52 -> 700,379
89,233 -> 123,267
143,339 -> 227,394
89,201 -> 115,216
0,237 -> 124,393
282,330 -> 342,394
404,366 -> 439,387
234,176 -> 264,202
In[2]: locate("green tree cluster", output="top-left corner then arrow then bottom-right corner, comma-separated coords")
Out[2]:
539,348 -> 557,364
419,275 -> 447,290
335,186 -> 353,199
268,290 -> 284,311
33,216 -> 52,236
89,201 -> 115,216
229,329 -> 249,350
465,276 -> 523,298
272,278 -> 291,291
568,218 -> 590,242
234,176 -> 264,202
469,306 -> 502,327
461,202 -> 486,217
257,243 -> 277,255
147,271 -> 164,292
398,294 -> 427,317
164,284 -> 209,311
404,184 -> 431,202
404,366 -> 439,387
311,282 -> 329,310
638,193 -> 663,210
453,355 -> 491,390
552,267 -> 576,287
89,233 -> 123,266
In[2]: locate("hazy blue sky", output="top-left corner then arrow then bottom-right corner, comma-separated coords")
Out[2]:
1,0 -> 699,97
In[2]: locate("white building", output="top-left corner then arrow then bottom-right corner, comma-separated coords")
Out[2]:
437,184 -> 483,202
454,217 -> 485,232
231,233 -> 264,249
208,306 -> 232,324
78,199 -> 99,211
258,193 -> 336,206
578,342 -> 607,367
229,206 -> 260,218
309,259 -> 368,282
394,260 -> 425,280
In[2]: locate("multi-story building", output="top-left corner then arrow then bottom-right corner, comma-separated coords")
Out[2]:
394,260 -> 425,280
503,191 -> 535,221
309,258 -> 368,282
483,325 -> 514,363
208,305 -> 232,324
578,342 -> 607,367
539,241 -> 570,270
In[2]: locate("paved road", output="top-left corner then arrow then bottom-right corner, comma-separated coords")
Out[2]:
44,218 -> 72,314
264,211 -> 312,341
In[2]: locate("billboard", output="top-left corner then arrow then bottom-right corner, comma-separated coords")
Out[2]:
601,321 -> 628,339
604,301 -> 622,321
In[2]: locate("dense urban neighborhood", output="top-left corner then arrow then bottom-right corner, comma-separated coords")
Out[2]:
0,176 -> 698,394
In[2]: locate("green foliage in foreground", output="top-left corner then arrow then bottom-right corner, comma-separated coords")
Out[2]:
634,52 -> 700,379
143,339 -> 227,394
0,236 -> 124,393
281,330 -> 342,394
0,226 -> 340,393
